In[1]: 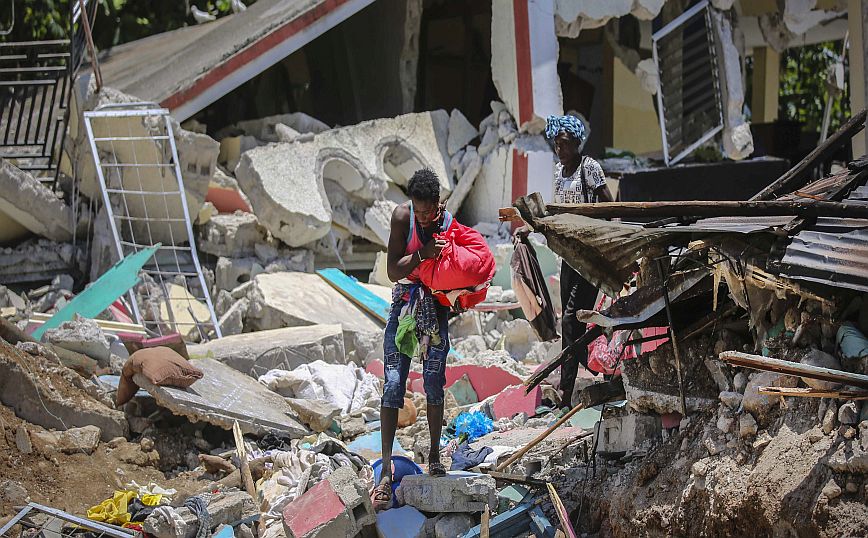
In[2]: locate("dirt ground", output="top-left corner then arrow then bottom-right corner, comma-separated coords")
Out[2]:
0,403 -> 208,522
552,400 -> 868,538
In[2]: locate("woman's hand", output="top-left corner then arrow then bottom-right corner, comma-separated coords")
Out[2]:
419,238 -> 447,260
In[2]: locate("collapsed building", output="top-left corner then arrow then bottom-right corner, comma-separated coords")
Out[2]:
1,1 -> 868,538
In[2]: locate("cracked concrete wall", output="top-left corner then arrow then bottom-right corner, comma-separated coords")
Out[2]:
555,0 -> 666,38
710,8 -> 754,161
491,0 -> 563,134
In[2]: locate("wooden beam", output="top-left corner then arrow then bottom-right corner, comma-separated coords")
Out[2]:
750,108 -> 867,201
719,351 -> 868,390
546,199 -> 868,220
494,403 -> 585,472
758,387 -> 868,400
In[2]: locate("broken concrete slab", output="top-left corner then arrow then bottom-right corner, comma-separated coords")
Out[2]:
217,298 -> 247,337
236,112 -> 331,142
156,283 -> 213,341
447,109 -> 478,156
0,239 -> 80,285
285,398 -> 341,432
236,111 -> 453,247
247,272 -> 383,339
282,466 -> 376,538
187,324 -> 346,376
444,146 -> 482,214
397,472 -> 495,513
365,200 -> 397,246
145,490 -> 257,538
235,144 -> 332,247
492,385 -> 542,420
742,371 -> 799,427
198,212 -> 269,257
0,159 -> 74,242
0,338 -> 127,440
133,357 -> 308,437
42,318 -> 112,364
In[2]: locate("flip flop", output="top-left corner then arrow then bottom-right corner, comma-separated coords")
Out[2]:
371,483 -> 392,512
429,461 -> 447,477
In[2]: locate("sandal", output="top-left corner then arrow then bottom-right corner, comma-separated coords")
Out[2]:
371,483 -> 393,512
429,461 -> 447,477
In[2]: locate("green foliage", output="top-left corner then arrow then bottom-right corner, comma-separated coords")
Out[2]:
1,0 -> 256,49
778,40 -> 850,133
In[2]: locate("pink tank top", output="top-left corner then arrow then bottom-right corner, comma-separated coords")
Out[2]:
403,202 -> 452,282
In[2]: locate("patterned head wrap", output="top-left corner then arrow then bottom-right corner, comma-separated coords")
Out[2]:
545,114 -> 586,143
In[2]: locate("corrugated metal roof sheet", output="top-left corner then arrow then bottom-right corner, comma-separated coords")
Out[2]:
780,228 -> 868,293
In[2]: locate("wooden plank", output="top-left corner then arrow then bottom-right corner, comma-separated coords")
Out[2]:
29,313 -> 148,335
719,351 -> 868,390
751,108 -> 867,201
545,199 -> 868,220
316,268 -> 388,323
32,245 -> 159,340
480,505 -> 490,538
547,484 -> 576,538
758,386 -> 868,400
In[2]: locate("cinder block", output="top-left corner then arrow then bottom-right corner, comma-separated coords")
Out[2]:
596,411 -> 661,455
396,472 -> 495,513
282,466 -> 378,538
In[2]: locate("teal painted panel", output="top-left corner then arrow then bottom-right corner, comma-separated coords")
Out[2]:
32,245 -> 159,340
316,268 -> 389,323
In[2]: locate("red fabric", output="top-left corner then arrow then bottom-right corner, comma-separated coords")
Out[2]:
417,220 -> 496,292
585,295 -> 637,376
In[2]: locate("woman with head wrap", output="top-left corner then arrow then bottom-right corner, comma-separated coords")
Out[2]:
518,114 -> 612,408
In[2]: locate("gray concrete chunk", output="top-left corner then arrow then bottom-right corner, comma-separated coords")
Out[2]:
187,324 -> 346,376
396,473 -> 495,513
0,159 -> 74,242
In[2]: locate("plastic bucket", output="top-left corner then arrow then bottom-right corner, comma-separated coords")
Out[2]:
371,456 -> 423,509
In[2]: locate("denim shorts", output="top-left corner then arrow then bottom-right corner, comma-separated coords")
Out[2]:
381,297 -> 450,408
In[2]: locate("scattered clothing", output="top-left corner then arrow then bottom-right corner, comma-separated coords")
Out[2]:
511,234 -> 558,341
183,495 -> 211,538
449,441 -> 493,471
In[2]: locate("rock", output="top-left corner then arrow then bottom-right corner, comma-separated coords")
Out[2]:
742,372 -> 798,426
733,372 -> 748,393
447,109 -> 478,156
217,298 -> 247,337
800,350 -> 843,390
838,401 -> 860,425
43,318 -> 111,364
716,412 -> 735,434
753,432 -> 772,451
15,425 -> 32,454
739,413 -> 758,438
823,405 -> 838,435
285,398 -> 341,432
435,513 -> 476,538
33,425 -> 101,455
719,391 -> 743,410
140,437 -> 155,452
704,437 -> 726,456
691,461 -> 708,477
846,481 -> 859,493
198,212 -> 268,258
397,473 -> 495,513
246,272 -> 382,339
500,318 -> 540,360
0,480 -> 29,505
187,325 -> 344,375
398,397 -> 418,428
454,335 -> 489,357
821,479 -> 842,500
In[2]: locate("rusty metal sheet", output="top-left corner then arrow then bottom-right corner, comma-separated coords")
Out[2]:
780,228 -> 868,293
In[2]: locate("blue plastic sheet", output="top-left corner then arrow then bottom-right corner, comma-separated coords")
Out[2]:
453,411 -> 494,441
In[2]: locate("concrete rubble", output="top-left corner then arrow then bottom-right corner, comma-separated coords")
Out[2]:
1,3 -> 866,537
